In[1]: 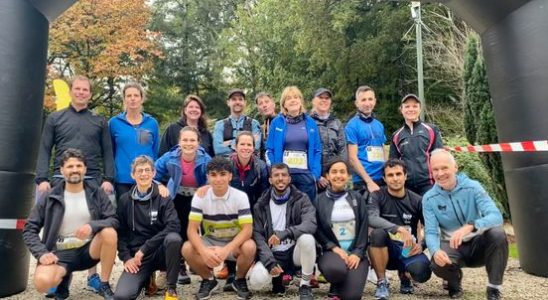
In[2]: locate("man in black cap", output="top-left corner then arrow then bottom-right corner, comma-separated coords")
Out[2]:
389,94 -> 443,195
213,89 -> 262,157
310,88 -> 347,192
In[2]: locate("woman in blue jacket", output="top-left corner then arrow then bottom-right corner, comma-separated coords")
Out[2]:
265,86 -> 322,203
154,126 -> 211,284
109,83 -> 159,201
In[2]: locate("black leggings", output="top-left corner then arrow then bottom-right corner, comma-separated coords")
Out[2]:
318,251 -> 369,300
173,194 -> 192,241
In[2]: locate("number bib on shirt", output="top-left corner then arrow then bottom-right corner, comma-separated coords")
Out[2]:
366,146 -> 385,162
332,220 -> 356,242
56,236 -> 90,251
283,150 -> 308,169
208,226 -> 240,240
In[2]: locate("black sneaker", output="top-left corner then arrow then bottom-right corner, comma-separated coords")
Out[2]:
178,267 -> 191,285
272,276 -> 286,296
223,273 -> 235,291
449,286 -> 463,299
327,283 -> 340,298
487,287 -> 502,300
98,282 -> 115,300
299,284 -> 314,300
400,277 -> 414,294
196,278 -> 219,300
231,278 -> 252,300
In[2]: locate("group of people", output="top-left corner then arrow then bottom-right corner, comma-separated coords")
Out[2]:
23,75 -> 509,300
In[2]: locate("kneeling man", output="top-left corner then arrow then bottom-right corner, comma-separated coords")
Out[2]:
423,149 -> 507,300
182,157 -> 256,300
368,159 -> 431,300
114,156 -> 182,300
248,163 -> 317,299
23,149 -> 118,300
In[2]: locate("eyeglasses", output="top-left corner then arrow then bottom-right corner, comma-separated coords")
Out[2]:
135,168 -> 153,174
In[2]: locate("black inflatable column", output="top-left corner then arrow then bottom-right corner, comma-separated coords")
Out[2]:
0,0 -> 50,297
429,0 -> 548,276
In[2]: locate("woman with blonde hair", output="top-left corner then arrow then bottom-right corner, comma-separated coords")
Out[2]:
265,86 -> 322,203
159,94 -> 214,157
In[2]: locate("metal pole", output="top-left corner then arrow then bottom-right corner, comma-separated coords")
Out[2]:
411,2 -> 425,120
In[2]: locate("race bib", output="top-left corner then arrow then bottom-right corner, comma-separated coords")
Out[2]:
283,150 -> 308,169
389,225 -> 412,242
178,186 -> 197,197
366,146 -> 385,162
208,226 -> 240,240
56,236 -> 89,251
332,220 -> 356,242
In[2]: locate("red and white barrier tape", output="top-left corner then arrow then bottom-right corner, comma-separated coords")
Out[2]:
445,140 -> 548,153
0,219 -> 26,230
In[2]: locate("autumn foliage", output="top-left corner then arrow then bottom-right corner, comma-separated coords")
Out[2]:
45,0 -> 161,111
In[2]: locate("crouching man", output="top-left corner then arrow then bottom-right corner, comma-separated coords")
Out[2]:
248,163 -> 317,299
23,148 -> 118,300
114,156 -> 183,300
182,157 -> 256,300
423,149 -> 508,300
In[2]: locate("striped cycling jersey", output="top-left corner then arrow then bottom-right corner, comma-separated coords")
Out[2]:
189,186 -> 252,241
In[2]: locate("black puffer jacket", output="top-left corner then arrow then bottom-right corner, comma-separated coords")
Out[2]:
23,182 -> 119,260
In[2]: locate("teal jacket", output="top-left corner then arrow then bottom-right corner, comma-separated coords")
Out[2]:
422,173 -> 503,255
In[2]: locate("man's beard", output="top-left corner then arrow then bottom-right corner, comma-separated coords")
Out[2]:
66,174 -> 83,184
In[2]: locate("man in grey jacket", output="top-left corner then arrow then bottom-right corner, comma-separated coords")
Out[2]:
23,149 -> 118,300
248,163 -> 317,299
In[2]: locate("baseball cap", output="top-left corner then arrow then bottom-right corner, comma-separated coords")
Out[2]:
401,93 -> 421,104
313,88 -> 332,98
227,88 -> 246,99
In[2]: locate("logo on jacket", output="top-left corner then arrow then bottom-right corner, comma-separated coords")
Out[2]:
437,205 -> 447,212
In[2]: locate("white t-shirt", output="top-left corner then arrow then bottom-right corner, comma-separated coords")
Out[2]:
269,200 -> 295,252
57,190 -> 91,249
331,195 -> 356,251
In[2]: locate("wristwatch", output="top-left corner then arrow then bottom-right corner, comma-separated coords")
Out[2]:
466,221 -> 478,232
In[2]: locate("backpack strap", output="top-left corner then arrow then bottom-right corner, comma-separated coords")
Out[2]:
223,118 -> 234,141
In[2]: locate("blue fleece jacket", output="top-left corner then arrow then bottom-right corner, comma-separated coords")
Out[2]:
109,112 -> 159,184
265,113 -> 322,179
154,146 -> 211,200
422,173 -> 503,255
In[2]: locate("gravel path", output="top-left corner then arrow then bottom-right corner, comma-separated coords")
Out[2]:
4,257 -> 548,299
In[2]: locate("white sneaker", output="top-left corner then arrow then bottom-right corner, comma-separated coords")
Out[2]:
367,267 -> 378,284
